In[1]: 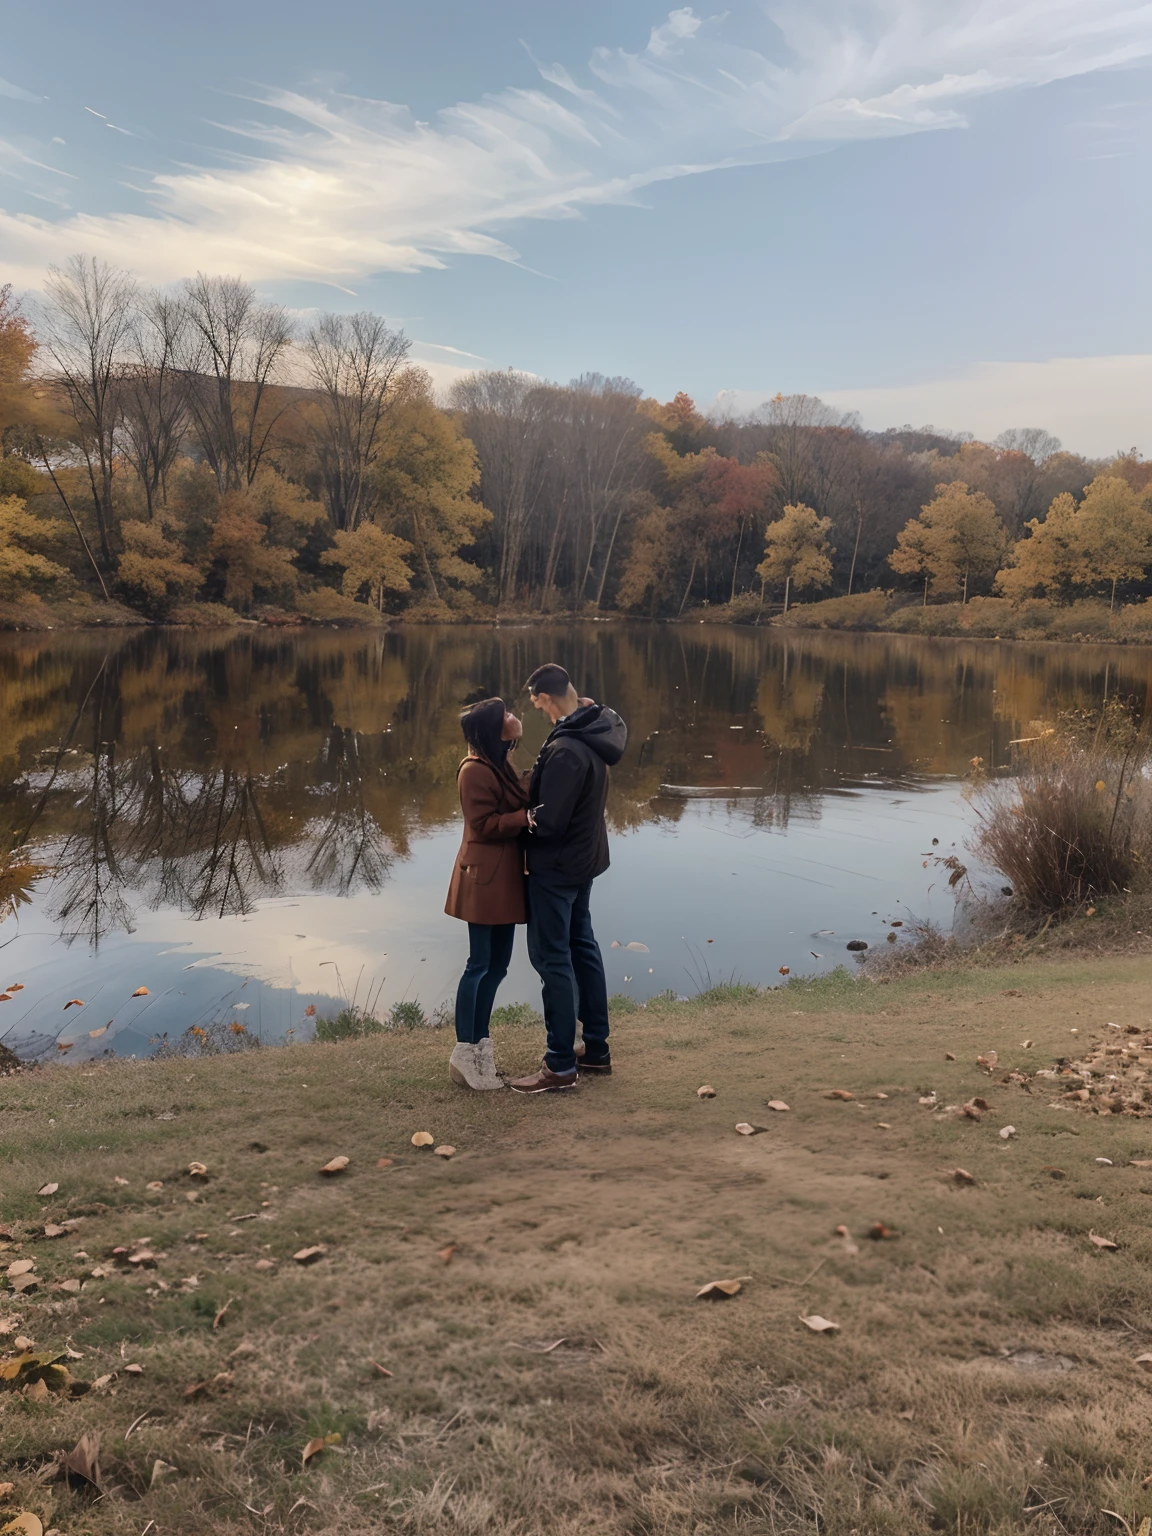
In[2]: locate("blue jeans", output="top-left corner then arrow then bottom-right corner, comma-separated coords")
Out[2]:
455,923 -> 515,1044
526,879 -> 610,1074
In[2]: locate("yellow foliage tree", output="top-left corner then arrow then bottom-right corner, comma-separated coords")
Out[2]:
208,493 -> 299,613
373,378 -> 490,606
0,496 -> 69,597
321,522 -> 413,610
757,503 -> 833,611
997,475 -> 1152,610
117,519 -> 200,616
891,481 -> 1006,604
996,491 -> 1085,602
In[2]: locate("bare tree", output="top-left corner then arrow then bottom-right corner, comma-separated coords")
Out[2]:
994,427 -> 1062,464
40,254 -> 137,562
301,312 -> 410,530
751,393 -> 860,509
179,274 -> 293,491
450,370 -> 551,603
555,375 -> 648,607
118,290 -> 189,518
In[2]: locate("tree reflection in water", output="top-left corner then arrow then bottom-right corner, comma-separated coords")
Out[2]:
0,624 -> 1147,950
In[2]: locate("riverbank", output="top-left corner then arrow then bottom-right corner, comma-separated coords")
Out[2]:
2,954 -> 1151,1536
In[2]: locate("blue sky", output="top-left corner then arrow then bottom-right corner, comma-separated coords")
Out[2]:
3,1 -> 1152,453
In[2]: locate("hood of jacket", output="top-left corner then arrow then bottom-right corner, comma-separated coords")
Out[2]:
548,703 -> 627,766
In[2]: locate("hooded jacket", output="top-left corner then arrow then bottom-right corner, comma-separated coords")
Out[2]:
525,703 -> 627,884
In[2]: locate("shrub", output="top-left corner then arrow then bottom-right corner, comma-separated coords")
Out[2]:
152,1019 -> 261,1057
689,593 -> 765,624
490,1001 -> 545,1028
972,701 -> 1152,916
314,1006 -> 384,1042
775,590 -> 893,630
607,994 -> 640,1014
296,588 -> 385,626
388,999 -> 429,1029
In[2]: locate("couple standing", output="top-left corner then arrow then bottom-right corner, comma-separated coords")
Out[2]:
444,663 -> 627,1094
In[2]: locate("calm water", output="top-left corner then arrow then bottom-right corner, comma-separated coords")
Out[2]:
0,623 -> 1148,1059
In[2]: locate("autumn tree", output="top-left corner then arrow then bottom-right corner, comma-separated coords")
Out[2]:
116,519 -> 200,616
996,492 -> 1085,602
301,312 -> 411,531
757,503 -> 834,611
1075,475 -> 1152,609
0,496 -> 69,597
0,284 -> 39,440
373,376 -> 489,608
891,482 -> 1006,603
117,291 -> 189,519
321,522 -> 413,610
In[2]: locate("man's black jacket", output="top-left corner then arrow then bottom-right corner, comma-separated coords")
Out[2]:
525,703 -> 627,885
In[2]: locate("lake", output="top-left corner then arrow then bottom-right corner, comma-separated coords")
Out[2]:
0,623 -> 1147,1059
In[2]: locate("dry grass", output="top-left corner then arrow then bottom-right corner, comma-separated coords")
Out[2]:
2,956 -> 1152,1534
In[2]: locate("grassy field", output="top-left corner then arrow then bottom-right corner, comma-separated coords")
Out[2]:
2,956 -> 1152,1536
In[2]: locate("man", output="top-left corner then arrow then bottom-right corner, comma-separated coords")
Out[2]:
508,663 -> 627,1094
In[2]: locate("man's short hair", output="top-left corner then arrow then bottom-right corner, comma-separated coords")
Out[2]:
526,662 -> 572,699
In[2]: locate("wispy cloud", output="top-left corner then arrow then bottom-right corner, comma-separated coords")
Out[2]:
2,1 -> 1150,288
0,77 -> 40,103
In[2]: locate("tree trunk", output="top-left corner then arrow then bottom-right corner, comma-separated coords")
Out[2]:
676,552 -> 699,619
847,505 -> 863,595
36,438 -> 111,600
730,514 -> 747,603
922,574 -> 929,608
1110,576 -> 1117,613
783,573 -> 791,614
962,568 -> 969,605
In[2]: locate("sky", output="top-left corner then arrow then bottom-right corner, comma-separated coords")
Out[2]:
2,0 -> 1152,455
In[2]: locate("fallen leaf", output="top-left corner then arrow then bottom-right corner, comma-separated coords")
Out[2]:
999,1126 -> 1017,1140
433,1145 -> 456,1159
696,1085 -> 716,1098
212,1298 -> 234,1329
734,1122 -> 768,1136
0,1516 -> 44,1536
371,1360 -> 393,1377
376,1158 -> 394,1169
131,987 -> 149,998
1088,1231 -> 1119,1251
1021,1039 -> 1034,1049
695,1278 -> 747,1299
623,942 -> 649,952
410,1132 -> 435,1148
187,1161 -> 208,1178
55,1279 -> 81,1295
302,1436 -> 328,1465
293,1245 -> 328,1265
952,1168 -> 976,1185
437,1245 -> 456,1264
303,1004 -> 317,1017
1131,1159 -> 1152,1169
58,1430 -> 101,1489
1095,1157 -> 1113,1166
23,1378 -> 50,1403
5,983 -> 22,993
799,1314 -> 840,1333
145,1181 -> 163,1192
123,1363 -> 144,1375
62,1000 -> 84,1010
1042,1165 -> 1066,1179
825,1090 -> 854,1101
254,1258 -> 276,1271
867,1223 -> 898,1240
113,1176 -> 129,1186
13,1335 -> 33,1350
150,1458 -> 177,1487
876,1121 -> 891,1130
976,1051 -> 998,1071
42,1224 -> 66,1238
944,1052 -> 956,1061
127,1249 -> 156,1267
36,1183 -> 58,1197
834,1224 -> 849,1237
0,1486 -> 11,1499
778,966 -> 790,976
1135,1352 -> 1152,1372
319,1156 -> 350,1175
6,1259 -> 35,1277
183,1371 -> 233,1399
56,1042 -> 73,1053
767,1100 -> 790,1112
228,1341 -> 258,1360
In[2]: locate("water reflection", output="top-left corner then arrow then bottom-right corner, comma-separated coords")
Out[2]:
2,625 -> 1150,949
0,625 -> 1147,1052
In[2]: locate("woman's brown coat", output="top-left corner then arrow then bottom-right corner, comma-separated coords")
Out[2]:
444,757 -> 530,926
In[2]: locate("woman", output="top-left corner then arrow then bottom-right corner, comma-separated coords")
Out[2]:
444,697 -> 530,1090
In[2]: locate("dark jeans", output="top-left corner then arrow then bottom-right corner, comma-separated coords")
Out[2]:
455,922 -> 515,1044
526,878 -> 610,1074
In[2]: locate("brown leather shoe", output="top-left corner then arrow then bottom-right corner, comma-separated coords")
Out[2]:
509,1062 -> 578,1094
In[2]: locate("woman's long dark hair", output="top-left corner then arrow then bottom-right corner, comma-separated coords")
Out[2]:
460,697 -> 521,790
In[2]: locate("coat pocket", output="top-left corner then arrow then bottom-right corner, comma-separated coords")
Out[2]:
459,842 -> 501,885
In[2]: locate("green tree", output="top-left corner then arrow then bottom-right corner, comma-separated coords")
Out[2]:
321,522 -> 413,610
757,503 -> 834,612
891,481 -> 1006,604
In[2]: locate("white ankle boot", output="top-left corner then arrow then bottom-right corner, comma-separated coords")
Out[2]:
473,1036 -> 504,1089
448,1041 -> 504,1091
